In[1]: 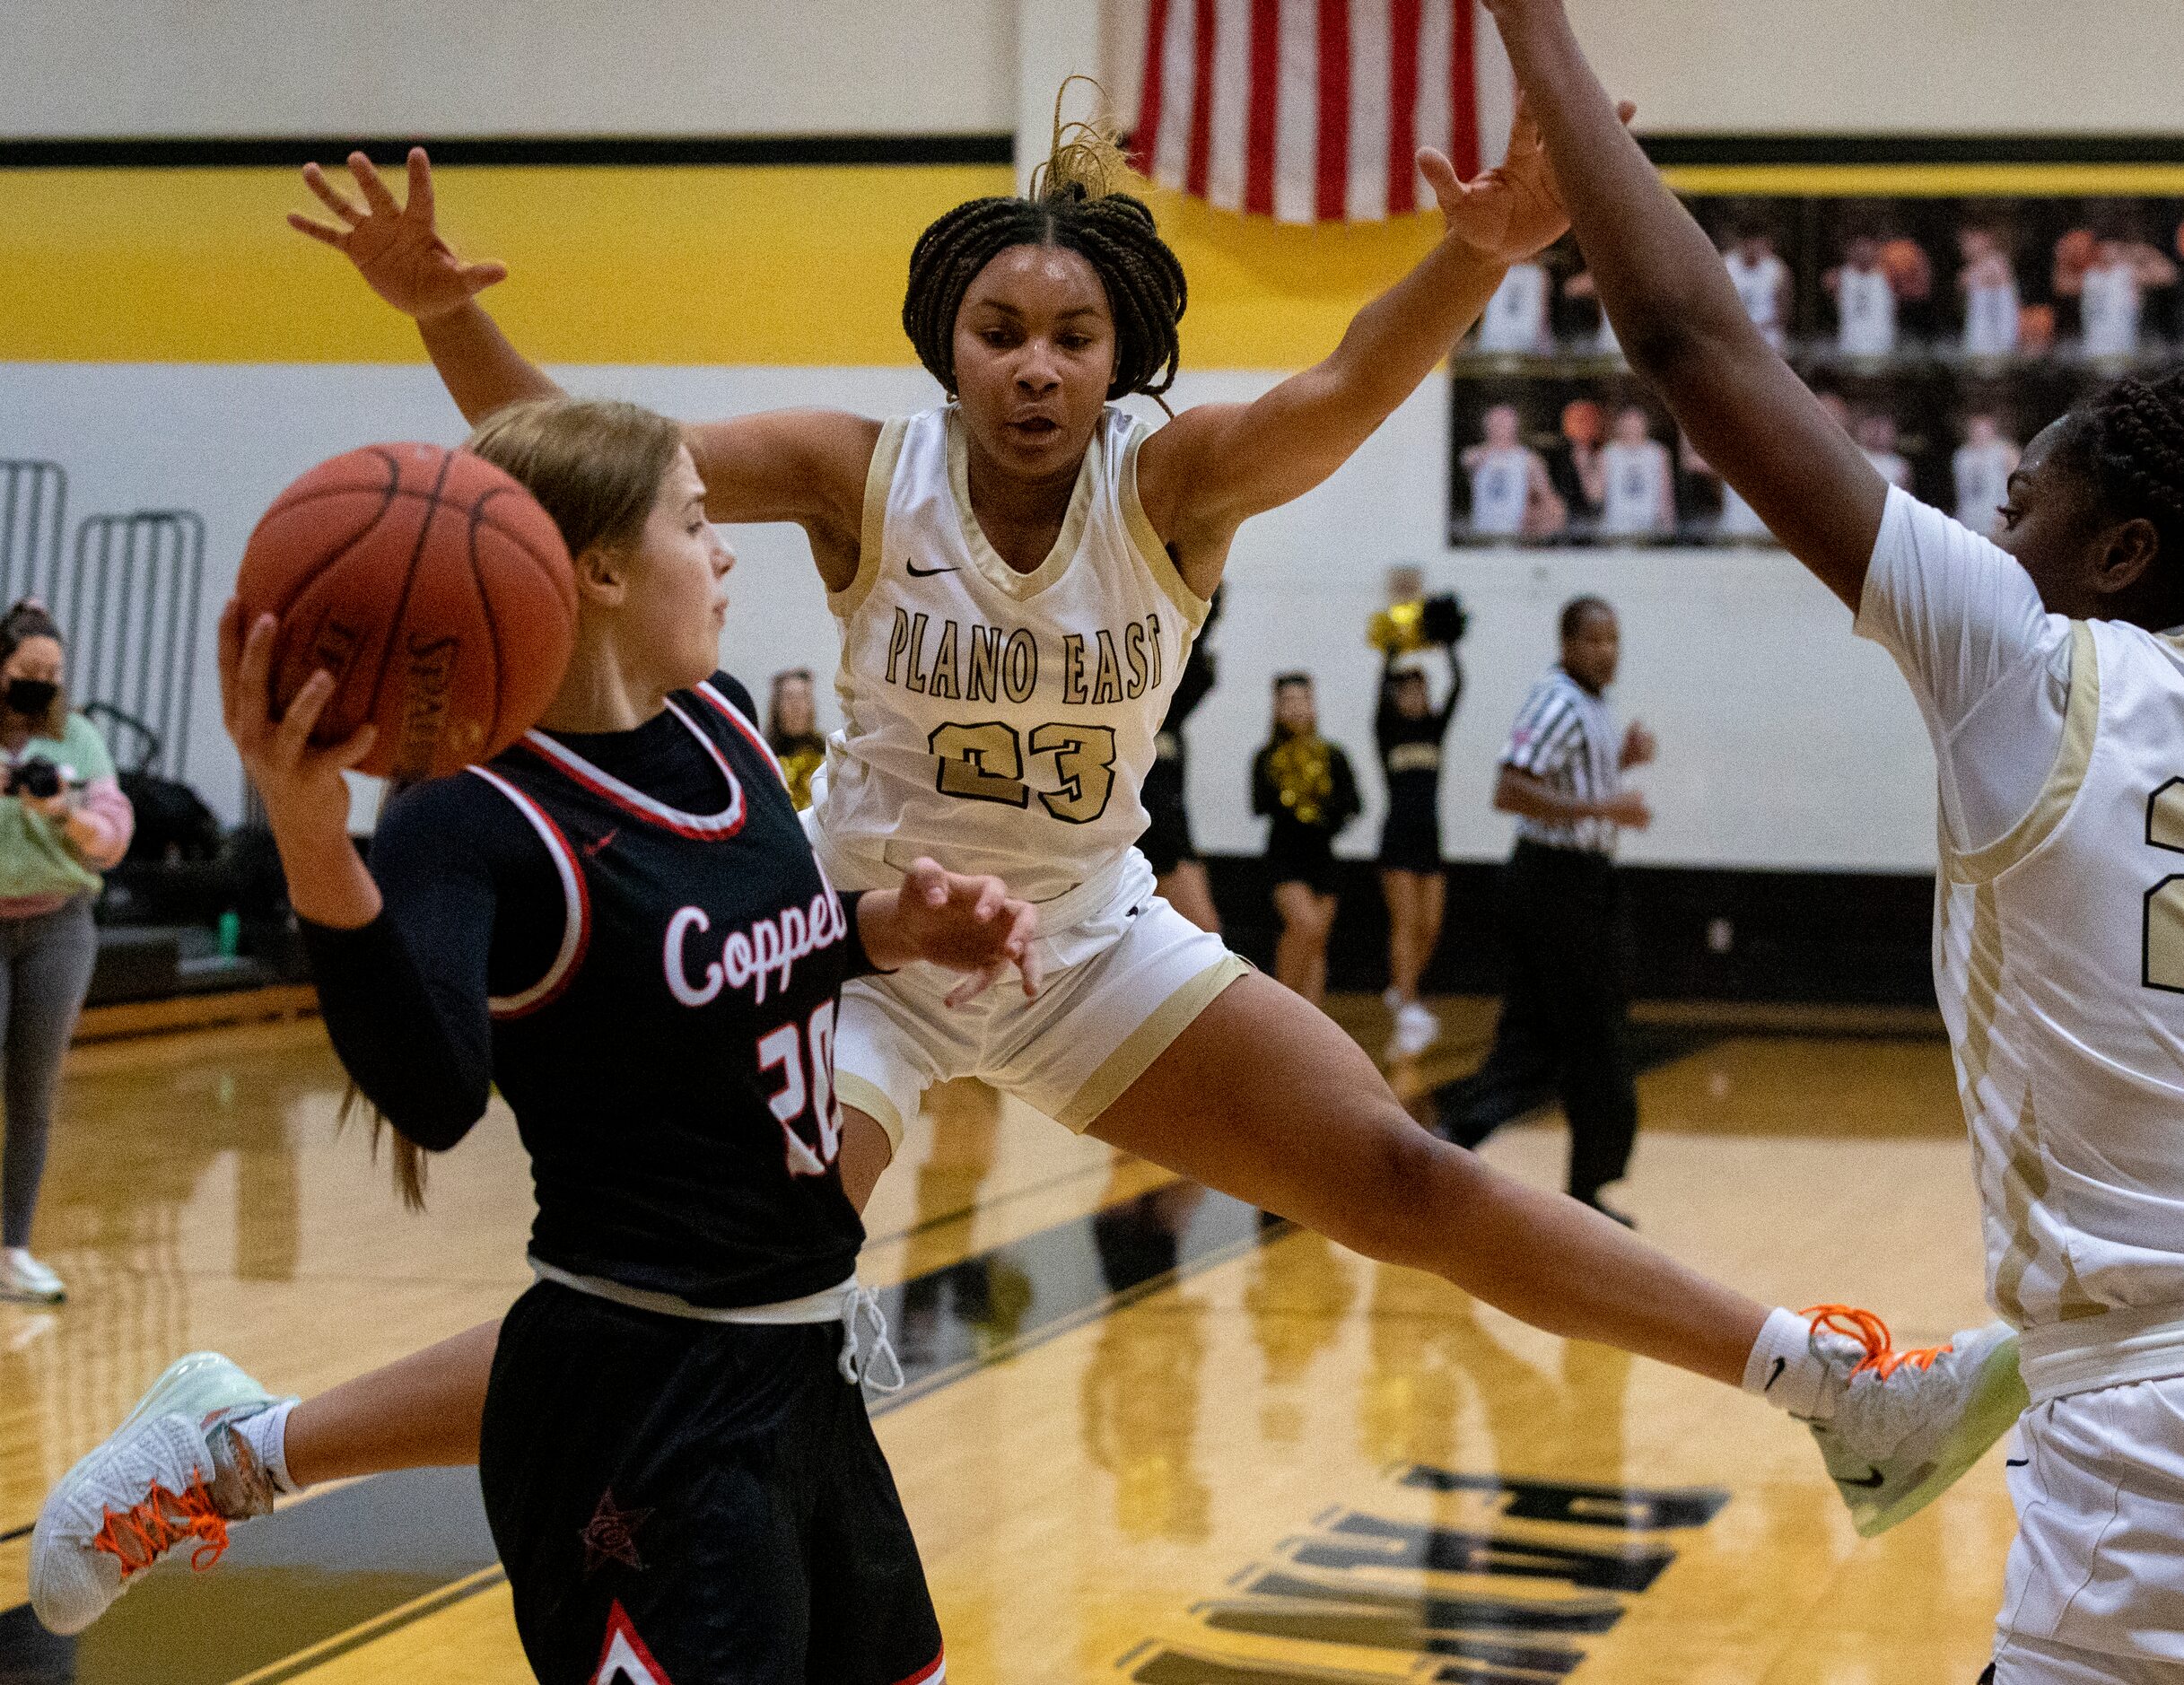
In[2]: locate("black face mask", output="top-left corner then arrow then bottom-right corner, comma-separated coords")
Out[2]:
5,679 -> 57,719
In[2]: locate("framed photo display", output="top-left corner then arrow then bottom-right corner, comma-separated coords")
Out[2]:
1449,147 -> 2184,547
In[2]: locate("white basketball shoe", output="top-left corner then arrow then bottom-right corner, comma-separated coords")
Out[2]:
1800,1305 -> 2028,1537
30,1352 -> 288,1634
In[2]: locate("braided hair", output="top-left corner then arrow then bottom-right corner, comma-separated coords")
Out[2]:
2056,373 -> 2184,589
903,83 -> 1186,404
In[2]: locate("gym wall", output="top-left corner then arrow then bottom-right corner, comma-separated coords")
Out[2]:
4,2 -> 2179,875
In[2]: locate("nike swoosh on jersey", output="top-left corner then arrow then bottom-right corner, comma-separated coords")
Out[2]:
1764,1357 -> 1787,1393
905,561 -> 960,577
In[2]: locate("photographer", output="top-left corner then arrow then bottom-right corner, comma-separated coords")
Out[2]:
0,601 -> 133,1302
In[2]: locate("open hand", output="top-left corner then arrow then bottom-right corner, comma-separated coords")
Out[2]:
867,859 -> 1042,1007
218,601 -> 376,846
288,147 -> 508,323
1423,92 -> 1634,266
1621,720 -> 1657,769
1603,789 -> 1652,830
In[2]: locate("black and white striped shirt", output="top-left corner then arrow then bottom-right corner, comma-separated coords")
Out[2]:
1499,665 -> 1622,855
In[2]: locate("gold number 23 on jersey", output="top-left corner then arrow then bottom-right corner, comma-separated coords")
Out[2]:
2145,779 -> 2184,991
930,720 -> 1118,824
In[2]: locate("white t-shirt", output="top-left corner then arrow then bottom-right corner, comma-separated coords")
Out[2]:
1855,486 -> 2070,853
2082,261 -> 2143,358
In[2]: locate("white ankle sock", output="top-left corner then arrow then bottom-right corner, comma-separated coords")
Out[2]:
232,1399 -> 301,1495
1742,1307 -> 1839,1421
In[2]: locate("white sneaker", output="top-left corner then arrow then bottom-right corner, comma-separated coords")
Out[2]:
2,1247 -> 65,1303
1800,1305 -> 2028,1538
30,1352 -> 286,1635
1386,1000 -> 1441,1060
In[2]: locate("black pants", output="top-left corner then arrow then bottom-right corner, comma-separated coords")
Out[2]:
479,1281 -> 944,1685
1437,841 -> 1638,1201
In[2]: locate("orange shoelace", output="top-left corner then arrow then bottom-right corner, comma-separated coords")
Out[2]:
88,1473 -> 232,1579
1800,1304 -> 1955,1382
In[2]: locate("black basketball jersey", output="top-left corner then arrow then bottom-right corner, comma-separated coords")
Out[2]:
307,674 -> 867,1311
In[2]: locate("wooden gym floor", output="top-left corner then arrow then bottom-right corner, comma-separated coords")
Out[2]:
0,996 -> 2005,1683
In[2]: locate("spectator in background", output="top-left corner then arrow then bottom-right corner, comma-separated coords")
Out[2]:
1952,412 -> 2021,536
764,668 -> 826,812
1586,406 -> 1676,537
1434,597 -> 1653,1227
1957,223 -> 2022,359
1143,589 -> 1222,934
0,600 -> 132,1303
1253,674 -> 1359,1010
1463,405 -> 1568,539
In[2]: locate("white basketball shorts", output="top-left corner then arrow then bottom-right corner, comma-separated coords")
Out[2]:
830,846 -> 1249,1148
1990,1373 -> 2184,1682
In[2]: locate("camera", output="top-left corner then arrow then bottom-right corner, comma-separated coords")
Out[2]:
6,757 -> 64,800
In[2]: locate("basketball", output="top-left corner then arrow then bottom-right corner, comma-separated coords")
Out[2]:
236,442 -> 575,781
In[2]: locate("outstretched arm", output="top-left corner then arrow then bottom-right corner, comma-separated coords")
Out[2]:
291,150 -> 874,587
1486,0 -> 1885,608
1138,104 -> 1586,598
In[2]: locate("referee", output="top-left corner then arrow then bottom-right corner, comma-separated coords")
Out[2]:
1435,595 -> 1655,1226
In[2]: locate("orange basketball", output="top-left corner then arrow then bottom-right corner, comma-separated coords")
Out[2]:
237,442 -> 575,782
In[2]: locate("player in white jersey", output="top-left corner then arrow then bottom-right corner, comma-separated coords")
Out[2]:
1722,228 -> 1792,351
2062,237 -> 2179,362
1487,0 -> 2184,1672
1587,406 -> 1674,536
27,95 -> 2031,1646
1960,225 -> 2022,359
1463,404 -> 1564,537
1954,413 -> 2022,536
1475,258 -> 1552,354
1830,235 -> 1900,358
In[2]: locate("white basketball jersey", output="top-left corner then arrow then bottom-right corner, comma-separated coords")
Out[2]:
1934,616 -> 2184,1336
1725,250 -> 1788,348
1964,277 -> 2022,357
1837,266 -> 1897,357
1717,483 -> 1770,539
2083,263 -> 2143,358
813,406 -> 1207,903
1953,441 -> 2016,534
1469,448 -> 1532,536
1478,263 -> 1550,354
1598,441 -> 1670,536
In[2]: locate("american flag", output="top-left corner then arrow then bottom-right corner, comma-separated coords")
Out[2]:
1131,0 -> 1513,225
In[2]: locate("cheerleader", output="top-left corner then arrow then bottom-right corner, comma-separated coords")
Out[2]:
1374,582 -> 1463,1059
765,668 -> 827,811
1253,675 -> 1360,1009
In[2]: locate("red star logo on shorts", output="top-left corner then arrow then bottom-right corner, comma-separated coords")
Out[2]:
580,1489 -> 651,1575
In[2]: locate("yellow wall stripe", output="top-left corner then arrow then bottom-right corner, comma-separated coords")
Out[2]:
0,165 -> 1443,368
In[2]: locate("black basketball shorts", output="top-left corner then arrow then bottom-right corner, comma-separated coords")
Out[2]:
480,1280 -> 945,1685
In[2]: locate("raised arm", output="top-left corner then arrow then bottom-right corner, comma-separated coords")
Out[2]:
1484,0 -> 1886,608
1136,108 -> 1579,598
290,150 -> 874,588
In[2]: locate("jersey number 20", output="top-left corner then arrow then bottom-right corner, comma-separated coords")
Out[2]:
758,1001 -> 842,1176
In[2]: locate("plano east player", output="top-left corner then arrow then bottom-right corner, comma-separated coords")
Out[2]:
1489,0 -> 2184,1673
